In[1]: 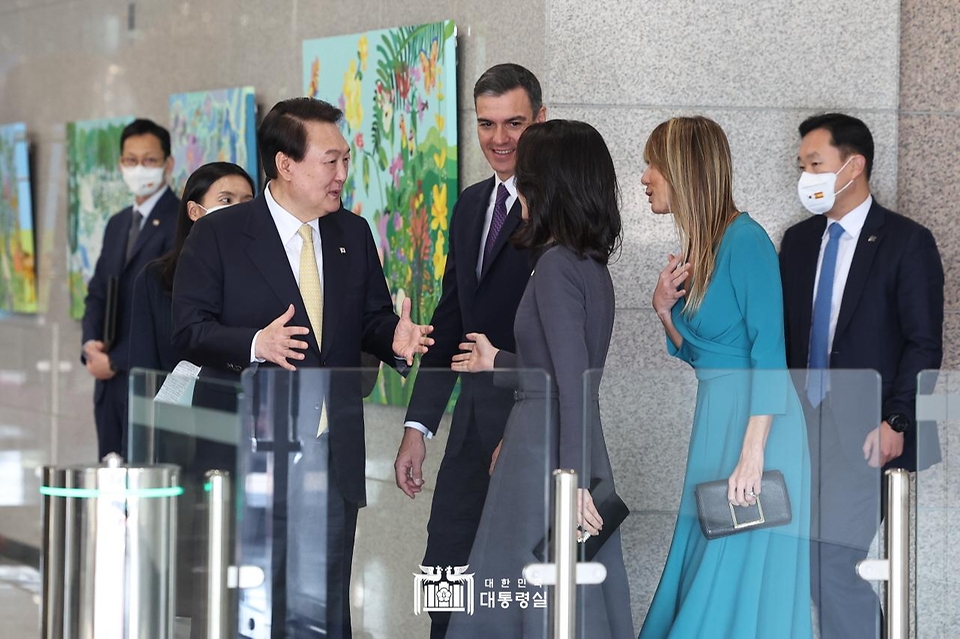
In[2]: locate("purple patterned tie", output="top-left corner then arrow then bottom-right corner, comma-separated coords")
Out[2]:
482,183 -> 510,269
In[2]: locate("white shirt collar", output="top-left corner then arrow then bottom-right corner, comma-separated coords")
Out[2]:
264,182 -> 319,244
134,185 -> 169,221
828,194 -> 872,238
496,175 -> 517,200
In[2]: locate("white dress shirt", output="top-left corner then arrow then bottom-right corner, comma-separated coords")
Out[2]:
133,184 -> 169,227
811,194 -> 872,356
477,175 -> 518,278
249,183 -> 324,362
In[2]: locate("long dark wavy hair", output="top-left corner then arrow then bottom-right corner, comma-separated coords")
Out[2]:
157,162 -> 255,293
512,120 -> 622,264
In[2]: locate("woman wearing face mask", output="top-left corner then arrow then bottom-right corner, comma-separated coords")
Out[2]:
129,161 -> 255,373
447,120 -> 633,639
639,117 -> 811,638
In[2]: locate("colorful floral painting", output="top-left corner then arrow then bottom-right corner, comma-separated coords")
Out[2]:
169,86 -> 258,195
66,116 -> 134,320
303,21 -> 458,405
0,123 -> 37,313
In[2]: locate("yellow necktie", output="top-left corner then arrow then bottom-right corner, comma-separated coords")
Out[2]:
298,224 -> 328,436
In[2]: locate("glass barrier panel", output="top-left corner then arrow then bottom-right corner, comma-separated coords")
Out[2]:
583,368 -> 882,639
0,320 -> 57,638
234,366 -> 551,638
915,369 -> 959,636
128,367 -> 243,638
0,401 -> 45,638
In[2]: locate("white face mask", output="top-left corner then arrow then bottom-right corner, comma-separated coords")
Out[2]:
197,204 -> 229,216
796,157 -> 855,215
121,165 -> 166,198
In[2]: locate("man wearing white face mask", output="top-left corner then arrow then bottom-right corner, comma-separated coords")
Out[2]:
780,113 -> 943,639
81,118 -> 179,460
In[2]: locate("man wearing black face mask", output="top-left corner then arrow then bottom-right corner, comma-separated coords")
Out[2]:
779,113 -> 943,639
81,118 -> 178,460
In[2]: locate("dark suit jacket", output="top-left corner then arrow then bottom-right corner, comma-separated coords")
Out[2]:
404,176 -> 531,455
779,199 -> 944,471
129,260 -> 179,373
171,194 -> 400,504
81,187 -> 179,399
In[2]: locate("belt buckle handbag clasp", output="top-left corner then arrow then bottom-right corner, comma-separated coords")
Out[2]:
730,497 -> 765,529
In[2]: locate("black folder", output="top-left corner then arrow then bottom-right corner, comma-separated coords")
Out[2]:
103,276 -> 119,352
534,478 -> 630,562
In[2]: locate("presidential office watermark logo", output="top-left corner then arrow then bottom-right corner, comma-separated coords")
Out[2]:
414,565 -> 475,615
414,566 -> 549,615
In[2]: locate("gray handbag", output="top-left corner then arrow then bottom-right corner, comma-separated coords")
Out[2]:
694,470 -> 792,539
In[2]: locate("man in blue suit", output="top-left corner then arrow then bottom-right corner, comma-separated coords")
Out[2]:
81,118 -> 178,460
780,113 -> 944,639
393,64 -> 546,639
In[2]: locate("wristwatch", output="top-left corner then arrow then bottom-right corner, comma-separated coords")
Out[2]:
884,413 -> 910,433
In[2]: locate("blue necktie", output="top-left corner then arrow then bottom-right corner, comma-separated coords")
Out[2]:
807,222 -> 845,406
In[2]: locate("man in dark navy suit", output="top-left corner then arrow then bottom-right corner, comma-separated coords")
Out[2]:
172,98 -> 432,638
81,118 -> 178,460
780,113 -> 944,639
393,63 -> 546,639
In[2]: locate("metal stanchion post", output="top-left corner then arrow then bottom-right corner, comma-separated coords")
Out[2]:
856,468 -> 910,639
886,468 -> 910,639
552,470 -> 578,639
205,471 -> 231,639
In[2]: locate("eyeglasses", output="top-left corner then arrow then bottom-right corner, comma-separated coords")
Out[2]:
120,156 -> 165,168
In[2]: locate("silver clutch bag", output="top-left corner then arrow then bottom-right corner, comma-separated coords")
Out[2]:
694,470 -> 792,540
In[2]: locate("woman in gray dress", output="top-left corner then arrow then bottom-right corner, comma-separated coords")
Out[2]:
448,119 -> 634,638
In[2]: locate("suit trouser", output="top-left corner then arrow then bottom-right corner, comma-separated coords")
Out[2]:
809,407 -> 882,639
424,422 -> 496,639
94,373 -> 128,459
323,475 -> 359,638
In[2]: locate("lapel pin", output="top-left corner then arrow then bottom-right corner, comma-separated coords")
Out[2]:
152,219 -> 160,226
867,235 -> 877,242
339,247 -> 346,254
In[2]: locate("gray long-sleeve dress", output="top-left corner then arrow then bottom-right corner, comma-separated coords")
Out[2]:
447,245 -> 634,639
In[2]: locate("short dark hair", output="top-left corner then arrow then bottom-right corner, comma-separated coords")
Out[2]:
513,120 -> 622,264
121,119 -> 171,158
799,112 -> 875,180
159,162 -> 255,293
473,63 -> 543,116
259,98 -> 343,180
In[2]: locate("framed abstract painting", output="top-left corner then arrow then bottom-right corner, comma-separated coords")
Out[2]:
0,122 -> 37,313
169,86 -> 258,194
66,116 -> 134,320
303,20 -> 458,404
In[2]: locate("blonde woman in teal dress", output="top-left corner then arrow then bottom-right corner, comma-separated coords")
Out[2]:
639,116 -> 812,639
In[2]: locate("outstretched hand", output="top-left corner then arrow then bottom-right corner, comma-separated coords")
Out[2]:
393,297 -> 434,365
451,333 -> 499,373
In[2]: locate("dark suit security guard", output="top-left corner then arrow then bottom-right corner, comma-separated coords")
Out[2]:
81,118 -> 178,460
171,98 -> 433,639
780,112 -> 944,639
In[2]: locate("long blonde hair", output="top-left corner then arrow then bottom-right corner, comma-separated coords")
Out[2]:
644,116 -> 739,315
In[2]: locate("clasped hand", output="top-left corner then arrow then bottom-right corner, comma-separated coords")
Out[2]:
83,340 -> 115,381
